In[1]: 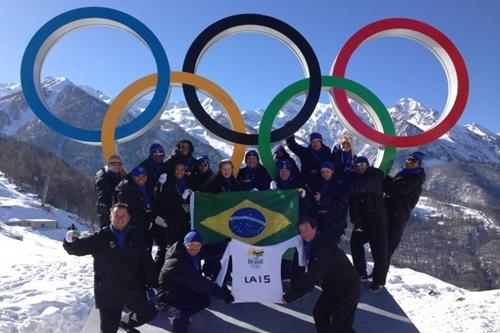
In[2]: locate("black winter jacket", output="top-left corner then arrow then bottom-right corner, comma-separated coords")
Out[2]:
237,164 -> 272,191
63,226 -> 157,308
384,169 -> 426,225
314,178 -> 349,239
156,241 -> 227,307
94,168 -> 123,225
348,167 -> 388,231
284,234 -> 361,303
202,174 -> 242,193
114,177 -> 155,232
286,135 -> 331,192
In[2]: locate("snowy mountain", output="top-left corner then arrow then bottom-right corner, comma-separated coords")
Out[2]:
1,77 -> 499,290
1,173 -> 499,333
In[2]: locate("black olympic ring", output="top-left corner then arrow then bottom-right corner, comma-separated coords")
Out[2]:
182,13 -> 322,145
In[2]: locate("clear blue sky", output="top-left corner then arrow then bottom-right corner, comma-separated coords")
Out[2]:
1,0 -> 499,132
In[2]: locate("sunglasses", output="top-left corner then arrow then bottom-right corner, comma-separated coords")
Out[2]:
341,141 -> 351,146
406,157 -> 418,163
108,162 -> 123,166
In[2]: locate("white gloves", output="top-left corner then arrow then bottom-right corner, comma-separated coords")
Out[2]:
182,189 -> 192,200
298,188 -> 306,198
158,173 -> 167,184
270,181 -> 278,190
65,230 -> 81,243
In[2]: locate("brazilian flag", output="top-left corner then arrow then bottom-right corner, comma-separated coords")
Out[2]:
191,190 -> 299,245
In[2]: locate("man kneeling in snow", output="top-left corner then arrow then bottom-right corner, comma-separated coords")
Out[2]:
63,203 -> 157,333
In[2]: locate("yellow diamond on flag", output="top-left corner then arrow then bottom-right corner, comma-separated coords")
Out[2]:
200,199 -> 291,244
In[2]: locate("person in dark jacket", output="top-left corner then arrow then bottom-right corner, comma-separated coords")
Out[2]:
348,156 -> 389,292
95,155 -> 125,228
272,144 -> 301,177
237,150 -> 272,191
114,166 -> 155,238
202,159 -> 242,194
63,203 -> 158,333
283,216 -> 361,333
192,155 -> 213,189
312,161 -> 349,243
139,143 -> 168,193
331,135 -> 357,178
158,163 -> 199,247
165,140 -> 198,178
384,152 -> 426,267
157,230 -> 234,333
286,132 -> 331,193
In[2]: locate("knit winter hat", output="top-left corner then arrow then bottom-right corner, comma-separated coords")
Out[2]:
197,155 -> 210,165
277,159 -> 292,170
184,230 -> 203,245
309,132 -> 323,142
354,156 -> 369,166
245,150 -> 260,161
149,143 -> 165,156
408,151 -> 426,163
131,166 -> 147,177
272,145 -> 286,155
320,161 -> 336,172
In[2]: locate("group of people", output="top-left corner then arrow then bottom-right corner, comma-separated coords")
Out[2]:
64,132 -> 426,333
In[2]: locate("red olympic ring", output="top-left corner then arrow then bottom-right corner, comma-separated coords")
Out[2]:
331,18 -> 469,148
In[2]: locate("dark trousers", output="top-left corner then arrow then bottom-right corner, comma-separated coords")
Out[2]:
350,228 -> 388,286
313,292 -> 358,333
150,224 -> 168,274
162,295 -> 210,333
98,297 -> 157,333
387,217 -> 408,261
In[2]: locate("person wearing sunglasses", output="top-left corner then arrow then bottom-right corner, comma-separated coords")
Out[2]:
95,155 -> 125,228
193,155 -> 214,189
348,156 -> 389,293
384,151 -> 426,272
331,135 -> 357,179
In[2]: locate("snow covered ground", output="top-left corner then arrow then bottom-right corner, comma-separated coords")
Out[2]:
0,173 -> 499,333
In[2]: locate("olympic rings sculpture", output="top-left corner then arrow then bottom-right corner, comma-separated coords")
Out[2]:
20,7 -> 469,175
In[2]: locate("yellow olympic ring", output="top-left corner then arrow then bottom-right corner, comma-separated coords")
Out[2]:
101,71 -> 246,175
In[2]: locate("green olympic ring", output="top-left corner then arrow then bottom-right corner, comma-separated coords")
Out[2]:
258,76 -> 396,177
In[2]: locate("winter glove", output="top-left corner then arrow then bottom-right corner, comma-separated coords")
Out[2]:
250,188 -> 259,192
181,189 -> 192,200
298,188 -> 306,199
65,230 -> 81,243
158,173 -> 167,184
146,288 -> 157,305
270,181 -> 278,190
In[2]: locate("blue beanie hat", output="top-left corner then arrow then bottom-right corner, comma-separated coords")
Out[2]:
149,143 -> 165,156
408,151 -> 425,163
277,159 -> 292,170
245,150 -> 260,161
320,161 -> 336,172
354,156 -> 369,166
272,145 -> 286,155
197,155 -> 210,165
131,166 -> 147,177
309,132 -> 323,142
184,230 -> 203,245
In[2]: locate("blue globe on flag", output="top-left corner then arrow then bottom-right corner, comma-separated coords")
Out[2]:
228,207 -> 266,238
